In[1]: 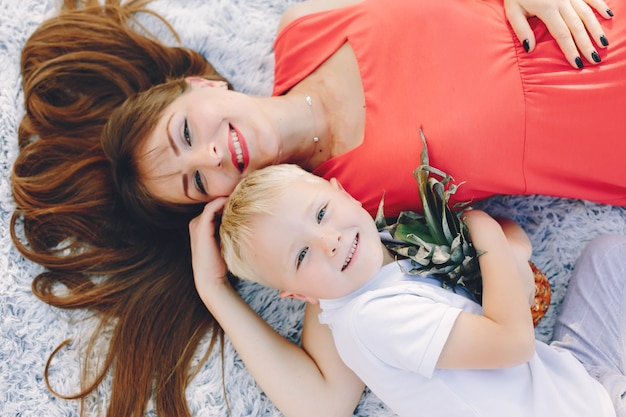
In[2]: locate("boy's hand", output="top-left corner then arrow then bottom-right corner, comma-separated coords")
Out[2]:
189,197 -> 229,302
504,0 -> 613,68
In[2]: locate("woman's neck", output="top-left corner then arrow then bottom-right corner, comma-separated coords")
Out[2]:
270,41 -> 364,168
277,88 -> 333,171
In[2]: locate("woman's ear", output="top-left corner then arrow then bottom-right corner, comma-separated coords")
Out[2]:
185,77 -> 228,89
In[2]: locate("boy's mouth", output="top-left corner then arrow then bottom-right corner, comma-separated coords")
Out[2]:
342,233 -> 359,271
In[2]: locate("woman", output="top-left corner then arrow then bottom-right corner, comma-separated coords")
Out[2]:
105,0 -> 626,222
11,0 -> 622,416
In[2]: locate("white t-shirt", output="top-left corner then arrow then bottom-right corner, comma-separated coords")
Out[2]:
318,259 -> 615,417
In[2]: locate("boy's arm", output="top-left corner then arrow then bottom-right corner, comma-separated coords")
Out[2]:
496,217 -> 535,305
436,210 -> 536,369
189,199 -> 364,417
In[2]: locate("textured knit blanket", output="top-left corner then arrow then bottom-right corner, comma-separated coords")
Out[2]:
2,1 -> 626,416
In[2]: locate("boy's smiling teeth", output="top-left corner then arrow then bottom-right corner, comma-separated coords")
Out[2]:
231,126 -> 244,171
342,234 -> 359,271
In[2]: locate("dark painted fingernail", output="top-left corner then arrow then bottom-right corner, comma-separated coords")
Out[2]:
575,57 -> 583,69
592,51 -> 601,63
523,39 -> 530,53
600,35 -> 609,46
607,9 -> 614,17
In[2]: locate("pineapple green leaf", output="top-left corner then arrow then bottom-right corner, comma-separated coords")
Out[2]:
431,245 -> 451,265
394,212 -> 433,244
377,127 -> 485,303
374,193 -> 388,230
421,178 -> 446,245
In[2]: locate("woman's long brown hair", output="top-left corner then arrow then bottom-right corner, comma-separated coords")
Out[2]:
11,1 -> 228,415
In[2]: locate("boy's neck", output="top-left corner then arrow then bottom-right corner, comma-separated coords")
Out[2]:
380,243 -> 396,267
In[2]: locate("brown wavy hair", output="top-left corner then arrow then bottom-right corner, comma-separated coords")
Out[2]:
11,1 -> 229,416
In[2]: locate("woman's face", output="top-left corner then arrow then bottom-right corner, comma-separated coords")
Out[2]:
138,78 -> 279,205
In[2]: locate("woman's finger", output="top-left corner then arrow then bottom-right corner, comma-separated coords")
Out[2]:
572,0 -> 611,50
505,3 -> 537,52
560,1 -> 600,65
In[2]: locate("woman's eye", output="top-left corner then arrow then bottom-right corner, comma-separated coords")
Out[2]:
316,205 -> 327,223
194,171 -> 207,195
183,119 -> 191,146
296,247 -> 308,269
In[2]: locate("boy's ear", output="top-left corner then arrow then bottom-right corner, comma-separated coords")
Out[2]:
329,177 -> 359,203
329,177 -> 344,191
185,76 -> 228,89
279,291 -> 319,305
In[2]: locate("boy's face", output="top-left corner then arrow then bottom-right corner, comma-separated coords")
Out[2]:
245,176 -> 384,303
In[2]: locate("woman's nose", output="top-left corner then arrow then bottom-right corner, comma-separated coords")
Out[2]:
190,142 -> 222,168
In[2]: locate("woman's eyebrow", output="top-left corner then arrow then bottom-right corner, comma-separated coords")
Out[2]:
166,113 -> 180,156
182,174 -> 191,199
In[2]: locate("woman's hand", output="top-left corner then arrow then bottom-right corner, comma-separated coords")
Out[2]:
504,0 -> 613,68
188,198 -> 364,417
189,197 -> 229,302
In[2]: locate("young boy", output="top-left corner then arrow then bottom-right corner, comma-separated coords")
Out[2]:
216,164 -> 617,417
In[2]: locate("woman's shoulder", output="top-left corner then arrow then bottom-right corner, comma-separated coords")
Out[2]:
278,0 -> 364,31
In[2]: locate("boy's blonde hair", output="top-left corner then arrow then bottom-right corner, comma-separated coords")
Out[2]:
220,164 -> 323,282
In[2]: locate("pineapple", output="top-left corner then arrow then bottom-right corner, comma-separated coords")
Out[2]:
375,128 -> 550,325
529,261 -> 551,327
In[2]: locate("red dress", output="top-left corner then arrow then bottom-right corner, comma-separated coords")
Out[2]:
273,0 -> 626,218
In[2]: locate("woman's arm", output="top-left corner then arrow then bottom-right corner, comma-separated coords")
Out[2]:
189,199 -> 364,417
504,0 -> 613,68
436,210 -> 536,369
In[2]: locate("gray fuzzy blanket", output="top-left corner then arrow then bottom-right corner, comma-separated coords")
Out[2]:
2,0 -> 626,416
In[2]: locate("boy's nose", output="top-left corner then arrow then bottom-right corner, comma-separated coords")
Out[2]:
318,228 -> 341,256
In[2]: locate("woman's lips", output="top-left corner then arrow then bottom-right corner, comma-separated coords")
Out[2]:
228,124 -> 249,173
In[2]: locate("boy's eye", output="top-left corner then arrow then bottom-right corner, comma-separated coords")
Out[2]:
296,247 -> 308,269
194,171 -> 206,195
316,205 -> 327,223
183,119 -> 191,146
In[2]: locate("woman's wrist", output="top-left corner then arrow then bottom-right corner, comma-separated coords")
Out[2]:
196,275 -> 238,309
